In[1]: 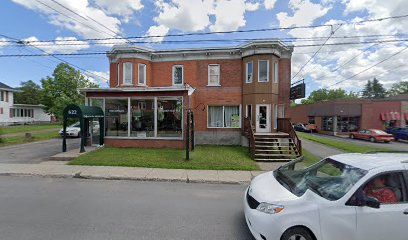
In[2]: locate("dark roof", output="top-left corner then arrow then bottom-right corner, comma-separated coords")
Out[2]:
0,82 -> 14,90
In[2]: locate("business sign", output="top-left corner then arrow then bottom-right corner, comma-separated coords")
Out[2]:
290,83 -> 306,100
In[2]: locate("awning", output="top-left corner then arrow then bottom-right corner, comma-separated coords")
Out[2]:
380,111 -> 401,121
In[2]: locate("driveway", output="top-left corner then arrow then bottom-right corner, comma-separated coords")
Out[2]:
309,133 -> 408,152
0,138 -> 80,164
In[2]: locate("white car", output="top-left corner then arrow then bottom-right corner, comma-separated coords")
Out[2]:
59,121 -> 100,137
245,152 -> 408,240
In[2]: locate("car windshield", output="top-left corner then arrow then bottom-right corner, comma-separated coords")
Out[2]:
274,158 -> 367,201
373,130 -> 387,134
69,123 -> 80,128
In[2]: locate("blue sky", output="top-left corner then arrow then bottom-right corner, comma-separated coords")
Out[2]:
0,0 -> 407,98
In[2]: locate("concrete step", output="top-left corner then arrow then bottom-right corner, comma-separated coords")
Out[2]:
255,153 -> 296,157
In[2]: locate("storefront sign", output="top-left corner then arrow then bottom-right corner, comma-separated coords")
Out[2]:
108,109 -> 126,113
290,83 -> 306,100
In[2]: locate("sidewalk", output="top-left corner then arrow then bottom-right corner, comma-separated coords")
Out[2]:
0,162 -> 264,184
300,137 -> 345,158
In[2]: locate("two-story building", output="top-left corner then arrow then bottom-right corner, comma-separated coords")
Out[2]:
0,82 -> 53,126
79,40 -> 293,149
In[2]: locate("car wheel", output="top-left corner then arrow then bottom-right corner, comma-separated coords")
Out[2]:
350,134 -> 355,139
281,227 -> 313,240
370,137 -> 376,143
395,138 -> 399,142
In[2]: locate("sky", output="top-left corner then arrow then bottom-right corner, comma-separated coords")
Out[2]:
0,0 -> 407,99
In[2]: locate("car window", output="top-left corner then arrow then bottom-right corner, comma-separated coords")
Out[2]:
365,130 -> 371,134
359,130 -> 365,134
373,130 -> 387,134
362,172 -> 407,204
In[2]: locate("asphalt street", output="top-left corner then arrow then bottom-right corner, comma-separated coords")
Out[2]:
0,138 -> 80,163
0,176 -> 254,240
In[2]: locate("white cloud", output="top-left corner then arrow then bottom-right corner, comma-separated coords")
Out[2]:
145,25 -> 170,43
11,0 -> 130,38
85,70 -> 110,85
23,36 -> 90,54
94,0 -> 143,23
245,2 -> 260,11
277,0 -> 330,27
0,38 -> 9,48
210,0 -> 248,32
264,0 -> 277,9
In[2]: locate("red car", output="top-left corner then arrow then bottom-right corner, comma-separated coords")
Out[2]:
349,129 -> 394,143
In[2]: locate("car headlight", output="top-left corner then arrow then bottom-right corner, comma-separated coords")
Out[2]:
256,202 -> 284,214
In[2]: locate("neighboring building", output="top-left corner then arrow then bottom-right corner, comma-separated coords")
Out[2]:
0,82 -> 52,126
287,94 -> 408,135
79,40 -> 293,148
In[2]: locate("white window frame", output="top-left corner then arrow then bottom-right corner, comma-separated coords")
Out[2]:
246,61 -> 253,83
172,65 -> 184,85
123,62 -> 133,85
116,63 -> 120,87
138,63 -> 146,86
273,61 -> 279,83
273,104 -> 278,129
207,105 -> 241,128
258,60 -> 269,82
207,64 -> 220,86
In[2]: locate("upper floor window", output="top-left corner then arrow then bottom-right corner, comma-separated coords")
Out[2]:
246,62 -> 253,83
123,62 -> 133,85
117,63 -> 120,86
273,61 -> 279,83
0,91 -> 4,101
138,64 -> 146,85
258,60 -> 269,82
172,65 -> 184,85
208,64 -> 220,86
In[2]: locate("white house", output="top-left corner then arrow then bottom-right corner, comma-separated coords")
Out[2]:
0,82 -> 53,126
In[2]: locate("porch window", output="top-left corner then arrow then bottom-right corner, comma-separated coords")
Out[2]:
138,64 -> 146,85
157,98 -> 182,137
130,99 -> 154,137
208,64 -> 220,86
123,62 -> 133,85
208,105 -> 240,128
172,65 -> 183,85
105,99 -> 128,136
246,62 -> 253,83
273,61 -> 278,83
258,60 -> 269,82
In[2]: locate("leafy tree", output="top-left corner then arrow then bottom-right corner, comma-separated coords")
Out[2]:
388,81 -> 408,96
41,63 -> 98,121
362,78 -> 387,99
14,80 -> 43,105
300,88 -> 359,104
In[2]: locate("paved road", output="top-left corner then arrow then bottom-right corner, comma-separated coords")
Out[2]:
0,176 -> 252,240
0,138 -> 80,164
308,133 -> 408,152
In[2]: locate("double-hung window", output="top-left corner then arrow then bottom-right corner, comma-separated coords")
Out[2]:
258,60 -> 269,82
208,64 -> 220,86
208,105 -> 240,128
246,62 -> 253,83
172,65 -> 183,85
273,61 -> 279,83
123,62 -> 133,85
138,64 -> 146,85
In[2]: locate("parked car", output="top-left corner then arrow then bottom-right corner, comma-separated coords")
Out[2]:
293,123 -> 312,133
306,123 -> 318,133
59,121 -> 100,137
386,127 -> 408,142
349,129 -> 394,143
244,152 -> 408,240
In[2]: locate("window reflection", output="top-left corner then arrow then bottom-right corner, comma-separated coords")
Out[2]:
130,99 -> 154,137
105,99 -> 128,136
157,98 -> 182,137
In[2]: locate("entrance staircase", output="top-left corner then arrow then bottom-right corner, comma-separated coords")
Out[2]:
244,118 -> 302,162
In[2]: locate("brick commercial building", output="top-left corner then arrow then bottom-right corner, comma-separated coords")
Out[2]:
287,94 -> 408,135
79,40 -> 294,148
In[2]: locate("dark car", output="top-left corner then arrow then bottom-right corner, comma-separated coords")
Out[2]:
386,127 -> 408,141
293,123 -> 312,133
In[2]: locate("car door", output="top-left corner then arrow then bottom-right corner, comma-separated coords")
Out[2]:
356,130 -> 366,140
355,171 -> 408,240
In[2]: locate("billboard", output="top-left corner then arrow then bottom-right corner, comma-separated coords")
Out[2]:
290,83 -> 306,100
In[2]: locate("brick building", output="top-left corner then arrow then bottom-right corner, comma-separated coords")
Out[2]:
79,40 -> 293,148
287,94 -> 408,135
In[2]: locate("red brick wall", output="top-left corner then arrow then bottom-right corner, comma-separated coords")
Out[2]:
105,138 -> 184,149
278,58 -> 291,107
286,104 -> 310,124
361,101 -> 401,130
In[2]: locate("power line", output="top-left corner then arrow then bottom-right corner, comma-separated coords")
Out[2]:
329,45 -> 408,87
2,13 -> 408,44
291,24 -> 343,81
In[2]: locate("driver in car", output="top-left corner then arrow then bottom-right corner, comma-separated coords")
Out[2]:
364,176 -> 398,203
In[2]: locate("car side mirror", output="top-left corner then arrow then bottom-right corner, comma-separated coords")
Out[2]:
363,196 -> 380,209
350,190 -> 380,209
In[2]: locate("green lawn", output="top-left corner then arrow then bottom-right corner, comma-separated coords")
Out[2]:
0,131 -> 60,147
297,131 -> 389,153
69,145 -> 260,171
0,123 -> 61,135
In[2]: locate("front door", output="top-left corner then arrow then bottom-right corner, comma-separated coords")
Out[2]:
256,104 -> 270,132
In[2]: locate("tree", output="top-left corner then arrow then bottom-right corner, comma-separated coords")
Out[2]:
362,78 -> 387,99
388,81 -> 408,96
300,88 -> 359,104
41,63 -> 98,121
14,80 -> 43,105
